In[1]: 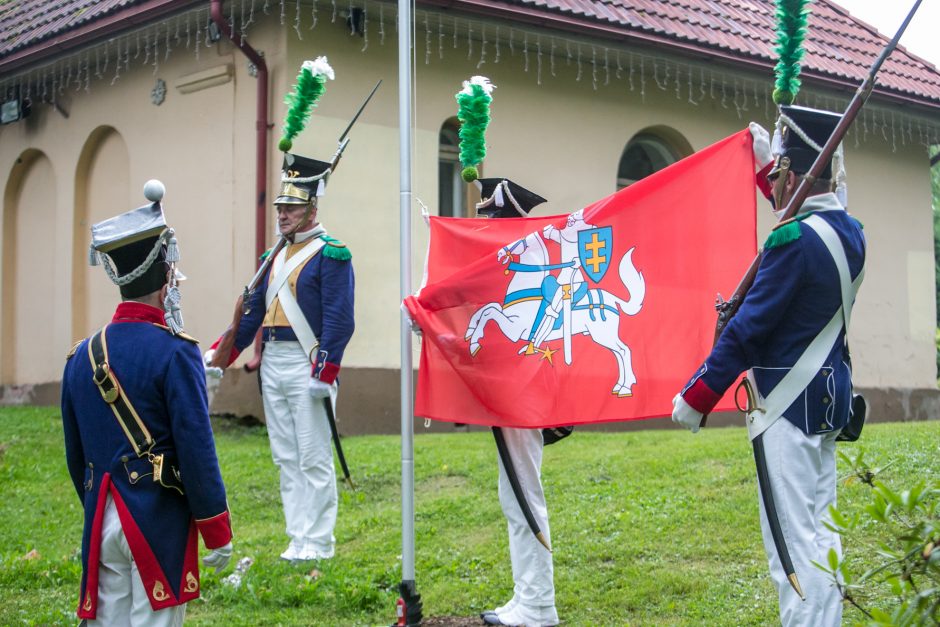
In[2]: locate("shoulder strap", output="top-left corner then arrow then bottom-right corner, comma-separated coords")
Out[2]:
87,326 -> 155,457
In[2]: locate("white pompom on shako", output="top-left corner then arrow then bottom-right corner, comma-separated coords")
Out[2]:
143,179 -> 166,203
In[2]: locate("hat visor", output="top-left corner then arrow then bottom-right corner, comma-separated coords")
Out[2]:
274,195 -> 311,205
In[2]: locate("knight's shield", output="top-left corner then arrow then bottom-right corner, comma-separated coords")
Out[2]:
578,226 -> 613,283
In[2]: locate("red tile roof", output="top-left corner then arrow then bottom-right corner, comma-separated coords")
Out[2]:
2,0 -> 939,108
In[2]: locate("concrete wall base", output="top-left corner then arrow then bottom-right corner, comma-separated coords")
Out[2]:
6,373 -> 939,437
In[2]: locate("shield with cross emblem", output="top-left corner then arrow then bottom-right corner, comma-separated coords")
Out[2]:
578,226 -> 613,283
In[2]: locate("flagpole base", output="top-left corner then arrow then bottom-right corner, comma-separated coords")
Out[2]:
391,579 -> 423,627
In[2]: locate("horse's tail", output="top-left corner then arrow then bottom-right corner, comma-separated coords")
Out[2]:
615,247 -> 645,316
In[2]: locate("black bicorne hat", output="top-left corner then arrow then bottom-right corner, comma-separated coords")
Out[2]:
276,153 -> 332,205
773,105 -> 842,179
475,178 -> 547,219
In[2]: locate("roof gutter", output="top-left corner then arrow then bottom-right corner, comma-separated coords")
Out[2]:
0,0 -> 203,76
419,0 -> 940,112
208,0 -> 269,267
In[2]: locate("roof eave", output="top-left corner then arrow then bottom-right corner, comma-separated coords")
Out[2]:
419,0 -> 940,113
0,0 -> 203,76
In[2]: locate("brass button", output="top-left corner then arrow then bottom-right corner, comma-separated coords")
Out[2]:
130,471 -> 139,480
820,370 -> 827,377
822,396 -> 831,405
88,462 -> 94,469
819,423 -> 828,430
120,456 -> 129,463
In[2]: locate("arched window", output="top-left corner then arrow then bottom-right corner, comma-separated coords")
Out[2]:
617,129 -> 689,189
439,118 -> 468,217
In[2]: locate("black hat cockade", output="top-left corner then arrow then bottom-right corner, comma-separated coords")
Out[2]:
770,104 -> 842,180
475,178 -> 547,218
276,57 -> 335,206
89,180 -> 186,334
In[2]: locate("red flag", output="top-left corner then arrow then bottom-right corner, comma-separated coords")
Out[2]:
404,130 -> 757,428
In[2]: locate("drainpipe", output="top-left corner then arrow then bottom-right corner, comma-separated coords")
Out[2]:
209,0 -> 269,370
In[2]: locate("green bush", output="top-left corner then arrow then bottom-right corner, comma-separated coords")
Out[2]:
817,448 -> 940,626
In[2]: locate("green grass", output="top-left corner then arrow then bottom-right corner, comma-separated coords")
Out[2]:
0,406 -> 937,626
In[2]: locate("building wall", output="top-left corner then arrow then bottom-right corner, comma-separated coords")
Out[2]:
0,10 -> 936,422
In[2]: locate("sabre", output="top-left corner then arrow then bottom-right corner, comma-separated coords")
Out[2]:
324,396 -> 355,489
493,427 -> 552,553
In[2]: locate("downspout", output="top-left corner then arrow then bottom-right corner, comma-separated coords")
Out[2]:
209,0 -> 269,370
209,0 -> 269,268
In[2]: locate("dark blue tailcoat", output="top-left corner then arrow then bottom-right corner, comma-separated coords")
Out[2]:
682,194 -> 866,435
61,302 -> 232,618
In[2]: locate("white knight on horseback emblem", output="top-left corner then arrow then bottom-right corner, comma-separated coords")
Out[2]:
465,210 -> 646,397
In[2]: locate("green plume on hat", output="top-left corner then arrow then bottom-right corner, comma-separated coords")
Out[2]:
278,57 -> 335,152
772,0 -> 809,105
455,76 -> 495,183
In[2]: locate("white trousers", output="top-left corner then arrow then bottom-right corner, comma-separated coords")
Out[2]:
758,418 -> 842,627
87,495 -> 185,627
261,341 -> 338,553
496,428 -> 556,613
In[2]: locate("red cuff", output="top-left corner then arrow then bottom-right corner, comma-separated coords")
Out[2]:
755,161 -> 774,200
683,379 -> 722,415
196,510 -> 233,549
209,336 -> 241,367
311,361 -> 340,385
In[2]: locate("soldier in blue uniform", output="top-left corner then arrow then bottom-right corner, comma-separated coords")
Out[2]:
209,152 -> 355,562
671,106 -> 866,626
62,181 -> 233,625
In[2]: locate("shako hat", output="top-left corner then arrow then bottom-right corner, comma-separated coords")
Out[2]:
475,178 -> 547,218
276,153 -> 333,205
771,104 -> 842,180
88,179 -> 186,333
276,57 -> 335,204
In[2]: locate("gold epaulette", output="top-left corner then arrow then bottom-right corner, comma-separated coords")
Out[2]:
153,323 -> 200,344
66,339 -> 84,360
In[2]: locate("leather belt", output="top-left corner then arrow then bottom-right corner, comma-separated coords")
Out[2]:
262,326 -> 297,343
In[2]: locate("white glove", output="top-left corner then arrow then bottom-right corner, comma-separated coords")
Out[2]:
671,394 -> 702,434
401,303 -> 422,337
749,122 -> 773,171
832,143 -> 848,207
203,542 -> 233,573
308,377 -> 333,399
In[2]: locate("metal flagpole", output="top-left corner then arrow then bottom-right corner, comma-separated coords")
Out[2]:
396,0 -> 422,622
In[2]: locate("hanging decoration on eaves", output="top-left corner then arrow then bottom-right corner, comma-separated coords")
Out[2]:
1,0 -> 938,150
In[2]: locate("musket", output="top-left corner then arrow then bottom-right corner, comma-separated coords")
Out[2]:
209,79 -> 382,369
492,427 -> 552,552
712,0 -> 921,345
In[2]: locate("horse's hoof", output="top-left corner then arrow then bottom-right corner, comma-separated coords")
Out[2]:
611,386 -> 621,396
618,388 -> 633,398
464,330 -> 473,341
470,343 -> 481,357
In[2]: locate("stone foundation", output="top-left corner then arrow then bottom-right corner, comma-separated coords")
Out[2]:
6,372 -> 939,436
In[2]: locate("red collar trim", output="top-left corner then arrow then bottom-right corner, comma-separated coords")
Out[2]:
112,302 -> 165,325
